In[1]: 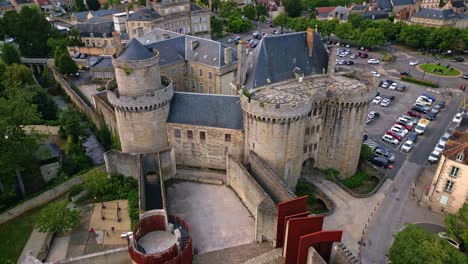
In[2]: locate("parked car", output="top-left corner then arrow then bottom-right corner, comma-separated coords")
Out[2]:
386,131 -> 402,141
380,98 -> 391,107
407,111 -> 422,118
397,120 -> 413,131
452,57 -> 464,62
374,147 -> 395,162
400,71 -> 411,77
382,134 -> 399,144
74,53 -> 81,59
401,140 -> 414,152
409,59 -> 419,66
412,106 -> 427,114
346,61 -> 354,65
414,103 -> 430,111
396,86 -> 406,92
421,93 -> 436,102
371,71 -> 381,77
381,82 -> 390,88
426,112 -> 437,121
227,38 -> 233,43
389,127 -> 406,137
439,133 -> 450,145
372,96 -> 383,104
463,74 -> 468,79
428,150 -> 441,163
408,132 -> 418,143
438,232 -> 460,250
360,53 -> 368,59
369,156 -> 391,169
367,59 -> 380,64
393,124 -> 409,135
431,105 -> 441,114
366,111 -> 380,124
436,101 -> 445,108
434,142 -> 446,152
453,112 -> 463,123
401,115 -> 418,125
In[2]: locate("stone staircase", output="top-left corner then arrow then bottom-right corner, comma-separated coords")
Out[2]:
242,248 -> 283,264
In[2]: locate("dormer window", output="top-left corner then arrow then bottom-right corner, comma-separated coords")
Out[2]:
456,154 -> 464,162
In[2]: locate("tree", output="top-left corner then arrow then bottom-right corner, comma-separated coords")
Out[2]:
211,16 -> 224,38
86,0 -> 100,10
389,224 -> 465,264
74,0 -> 87,11
0,44 -> 21,65
397,25 -> 430,49
445,204 -> 468,249
218,1 -> 239,18
211,0 -> 220,11
83,169 -> 109,197
57,53 -> 78,76
243,4 -> 256,20
358,28 -> 385,48
58,108 -> 89,143
255,4 -> 268,18
347,13 -> 363,28
335,22 -> 356,43
360,144 -> 373,161
29,85 -> 58,121
36,201 -> 80,233
273,13 -> 291,29
103,0 -> 119,8
62,135 -> 92,175
1,63 -> 35,91
227,14 -> 252,33
317,19 -> 338,39
284,0 -> 302,17
259,15 -> 266,23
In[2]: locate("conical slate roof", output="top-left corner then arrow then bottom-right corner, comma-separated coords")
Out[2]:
118,38 -> 154,61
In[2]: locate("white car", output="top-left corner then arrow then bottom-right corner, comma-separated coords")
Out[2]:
371,71 -> 381,77
392,124 -> 409,135
434,142 -> 446,152
389,83 -> 398,90
389,127 -> 406,137
401,140 -> 414,152
409,59 -> 419,66
380,98 -> 391,107
381,82 -> 390,88
382,134 -> 399,144
416,99 -> 432,107
428,150 -> 441,163
453,113 -> 463,123
438,232 -> 460,250
372,96 -> 383,104
368,59 -> 380,64
350,54 -> 357,59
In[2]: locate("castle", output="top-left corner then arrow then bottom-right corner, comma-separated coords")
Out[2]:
106,28 -> 375,187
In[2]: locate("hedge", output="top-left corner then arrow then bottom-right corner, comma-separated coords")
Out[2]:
400,76 -> 439,88
340,171 -> 370,189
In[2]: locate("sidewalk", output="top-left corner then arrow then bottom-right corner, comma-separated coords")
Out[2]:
301,173 -> 392,257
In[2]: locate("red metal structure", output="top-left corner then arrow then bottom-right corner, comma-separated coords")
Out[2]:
276,196 -> 309,248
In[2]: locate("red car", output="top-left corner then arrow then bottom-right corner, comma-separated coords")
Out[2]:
360,53 -> 369,58
397,122 -> 413,131
407,111 -> 422,118
386,131 -> 402,141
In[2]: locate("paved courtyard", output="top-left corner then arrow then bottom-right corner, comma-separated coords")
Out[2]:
166,181 -> 255,254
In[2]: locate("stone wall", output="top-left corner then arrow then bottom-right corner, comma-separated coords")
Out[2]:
167,123 -> 244,170
92,92 -> 118,134
57,247 -> 131,264
247,151 -> 297,204
104,150 -> 140,179
0,175 -> 83,225
226,155 -> 277,242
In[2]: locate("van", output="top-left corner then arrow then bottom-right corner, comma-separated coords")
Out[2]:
415,118 -> 430,134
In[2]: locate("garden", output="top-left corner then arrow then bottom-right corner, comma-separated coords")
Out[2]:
418,63 -> 461,77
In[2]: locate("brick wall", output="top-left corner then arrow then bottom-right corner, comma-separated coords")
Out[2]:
226,155 -> 277,242
167,123 -> 244,170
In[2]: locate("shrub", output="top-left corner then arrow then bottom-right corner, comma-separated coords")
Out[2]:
295,181 -> 317,206
360,144 -> 373,161
35,201 -> 80,233
325,168 -> 339,181
68,185 -> 84,200
340,171 -> 370,189
128,189 -> 139,228
401,76 -> 439,88
382,53 -> 393,62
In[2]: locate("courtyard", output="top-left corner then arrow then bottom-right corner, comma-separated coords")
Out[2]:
166,181 -> 255,254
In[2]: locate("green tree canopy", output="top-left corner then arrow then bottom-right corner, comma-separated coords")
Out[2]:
358,28 -> 386,47
335,22 -> 356,42
57,53 -> 78,76
243,4 -> 256,20
218,1 -> 239,18
273,13 -> 291,29
211,16 -> 224,38
360,144 -> 373,161
36,201 -> 80,233
227,14 -> 252,33
211,0 -> 220,11
255,4 -> 268,18
74,0 -> 87,11
284,0 -> 302,17
445,204 -> 468,249
58,108 -> 89,143
389,224 -> 465,264
86,0 -> 100,10
0,44 -> 21,65
347,13 -> 363,28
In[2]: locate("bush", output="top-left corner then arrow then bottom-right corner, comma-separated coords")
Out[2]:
325,168 -> 339,181
68,185 -> 84,200
35,201 -> 80,233
128,189 -> 139,228
295,181 -> 317,206
360,144 -> 373,161
340,171 -> 370,189
382,53 -> 393,62
401,76 -> 439,88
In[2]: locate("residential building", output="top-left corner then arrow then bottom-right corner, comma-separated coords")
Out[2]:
315,6 -> 336,20
443,0 -> 467,14
428,120 -> 468,213
112,10 -> 133,33
348,4 -> 368,14
328,6 -> 349,21
390,0 -> 415,14
90,56 -> 115,79
411,8 -> 467,28
360,10 -> 390,20
421,0 -> 441,9
34,0 -> 52,11
70,9 -> 119,25
375,0 -> 393,11
10,0 -> 34,11
0,0 -> 15,12
126,0 -> 210,40
71,16 -> 116,56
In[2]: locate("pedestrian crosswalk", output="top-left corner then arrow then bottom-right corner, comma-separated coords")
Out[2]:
363,138 -> 380,150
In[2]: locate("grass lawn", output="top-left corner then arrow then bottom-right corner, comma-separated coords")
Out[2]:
419,63 -> 461,76
0,207 -> 42,263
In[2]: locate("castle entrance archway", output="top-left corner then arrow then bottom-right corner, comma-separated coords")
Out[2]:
301,158 -> 315,174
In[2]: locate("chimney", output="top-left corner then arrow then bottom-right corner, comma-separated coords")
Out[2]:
327,47 -> 337,77
306,27 -> 314,58
190,40 -> 199,50
224,47 -> 232,65
126,6 -> 129,19
236,40 -> 246,89
137,27 -> 144,38
146,0 -> 151,9
113,31 -> 123,56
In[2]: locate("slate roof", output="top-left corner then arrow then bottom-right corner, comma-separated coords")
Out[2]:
118,38 -> 155,61
74,19 -> 114,37
73,9 -> 119,21
241,31 -> 329,90
376,0 -> 393,10
391,0 -> 414,6
83,16 -> 112,24
361,10 -> 390,19
91,56 -> 113,69
413,8 -> 460,20
146,36 -> 186,66
127,8 -> 160,21
448,0 -> 466,8
189,3 -> 203,11
168,92 -> 243,130
329,6 -> 349,20
138,28 -> 238,68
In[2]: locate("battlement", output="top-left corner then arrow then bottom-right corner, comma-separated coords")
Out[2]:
107,75 -> 174,113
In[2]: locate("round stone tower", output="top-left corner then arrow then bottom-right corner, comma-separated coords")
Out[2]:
107,38 -> 174,154
316,74 -> 376,178
240,87 -> 312,188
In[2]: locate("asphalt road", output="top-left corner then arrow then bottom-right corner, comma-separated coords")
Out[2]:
360,93 -> 462,263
